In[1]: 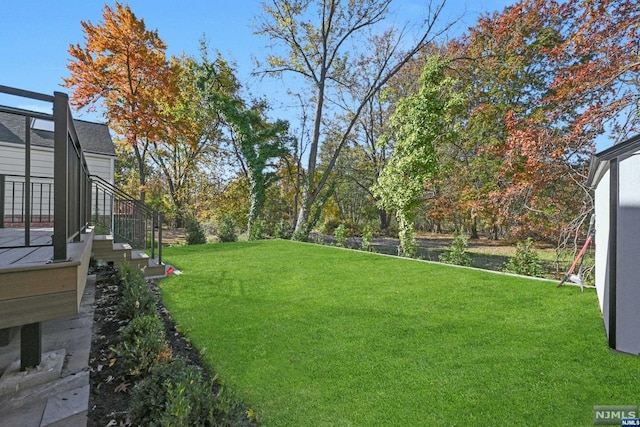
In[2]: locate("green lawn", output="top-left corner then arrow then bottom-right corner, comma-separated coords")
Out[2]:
159,240 -> 640,426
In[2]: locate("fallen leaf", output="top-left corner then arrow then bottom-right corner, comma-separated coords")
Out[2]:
114,381 -> 130,393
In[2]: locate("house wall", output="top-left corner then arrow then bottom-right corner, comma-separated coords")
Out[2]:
85,152 -> 115,184
0,142 -> 115,222
0,142 -> 114,182
615,150 -> 640,354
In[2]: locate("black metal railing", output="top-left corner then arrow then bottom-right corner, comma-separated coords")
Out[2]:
0,86 -> 92,258
91,174 -> 163,264
0,174 -> 54,227
53,90 -> 92,260
0,85 -> 163,264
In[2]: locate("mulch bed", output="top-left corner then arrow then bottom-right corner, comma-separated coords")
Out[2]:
86,266 -> 253,426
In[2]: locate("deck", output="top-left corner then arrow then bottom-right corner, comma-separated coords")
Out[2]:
0,227 -> 94,330
0,228 -> 55,267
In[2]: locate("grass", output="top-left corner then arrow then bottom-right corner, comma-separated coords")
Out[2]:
159,240 -> 640,426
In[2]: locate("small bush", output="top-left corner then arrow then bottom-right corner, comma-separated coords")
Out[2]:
217,216 -> 237,243
249,219 -> 265,241
504,238 -> 544,277
115,314 -> 170,378
398,226 -> 418,258
185,219 -> 207,245
274,219 -> 292,239
117,264 -> 157,321
439,234 -> 472,267
322,218 -> 341,235
361,227 -> 374,252
292,222 -> 308,242
117,262 -> 139,287
334,224 -> 347,247
129,359 -> 217,426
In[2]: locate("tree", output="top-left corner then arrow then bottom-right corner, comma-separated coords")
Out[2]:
256,0 -> 452,238
328,35 -> 415,233
467,0 -> 639,241
543,0 -> 640,247
206,89 -> 289,239
149,48 -> 237,227
546,0 -> 640,140
374,55 -> 463,256
64,2 -> 173,203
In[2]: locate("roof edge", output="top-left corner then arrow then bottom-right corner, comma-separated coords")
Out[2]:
587,133 -> 640,188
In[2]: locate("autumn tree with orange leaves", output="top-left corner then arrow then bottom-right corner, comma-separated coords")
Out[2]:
64,2 -> 174,203
402,0 -> 639,243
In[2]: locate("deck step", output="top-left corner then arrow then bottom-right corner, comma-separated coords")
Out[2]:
92,235 -> 165,278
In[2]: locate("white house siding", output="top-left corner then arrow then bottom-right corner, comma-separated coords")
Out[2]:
85,152 -> 115,223
85,153 -> 114,184
0,142 -> 115,223
0,141 -> 55,177
615,150 -> 640,354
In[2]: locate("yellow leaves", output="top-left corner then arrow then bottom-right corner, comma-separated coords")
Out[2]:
157,348 -> 173,364
246,408 -> 255,419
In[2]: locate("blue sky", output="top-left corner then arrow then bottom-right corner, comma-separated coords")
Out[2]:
0,0 -> 514,123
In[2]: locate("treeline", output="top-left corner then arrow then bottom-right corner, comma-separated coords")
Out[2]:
65,1 -> 639,248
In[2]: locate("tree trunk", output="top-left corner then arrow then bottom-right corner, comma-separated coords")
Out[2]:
378,208 -> 391,234
175,207 -> 186,229
133,145 -> 146,204
293,201 -> 310,239
247,171 -> 265,240
470,216 -> 479,239
294,71 -> 327,238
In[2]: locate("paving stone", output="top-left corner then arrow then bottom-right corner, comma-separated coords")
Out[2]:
41,384 -> 89,426
0,350 -> 65,398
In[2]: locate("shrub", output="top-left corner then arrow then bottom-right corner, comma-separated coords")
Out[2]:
504,238 -> 544,277
439,234 -> 472,267
129,359 -> 217,426
115,314 -> 170,378
217,216 -> 237,243
249,219 -> 265,241
322,218 -> 341,235
185,219 -> 207,245
117,262 -> 139,287
334,224 -> 347,247
398,225 -> 418,258
292,222 -> 308,242
117,264 -> 157,321
274,219 -> 292,239
361,227 -> 374,252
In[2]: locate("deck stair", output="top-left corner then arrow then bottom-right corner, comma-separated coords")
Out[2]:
92,234 -> 165,277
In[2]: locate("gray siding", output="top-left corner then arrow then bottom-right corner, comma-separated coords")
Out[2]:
614,150 -> 640,354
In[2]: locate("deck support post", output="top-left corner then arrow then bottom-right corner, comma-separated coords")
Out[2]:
20,322 -> 42,370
